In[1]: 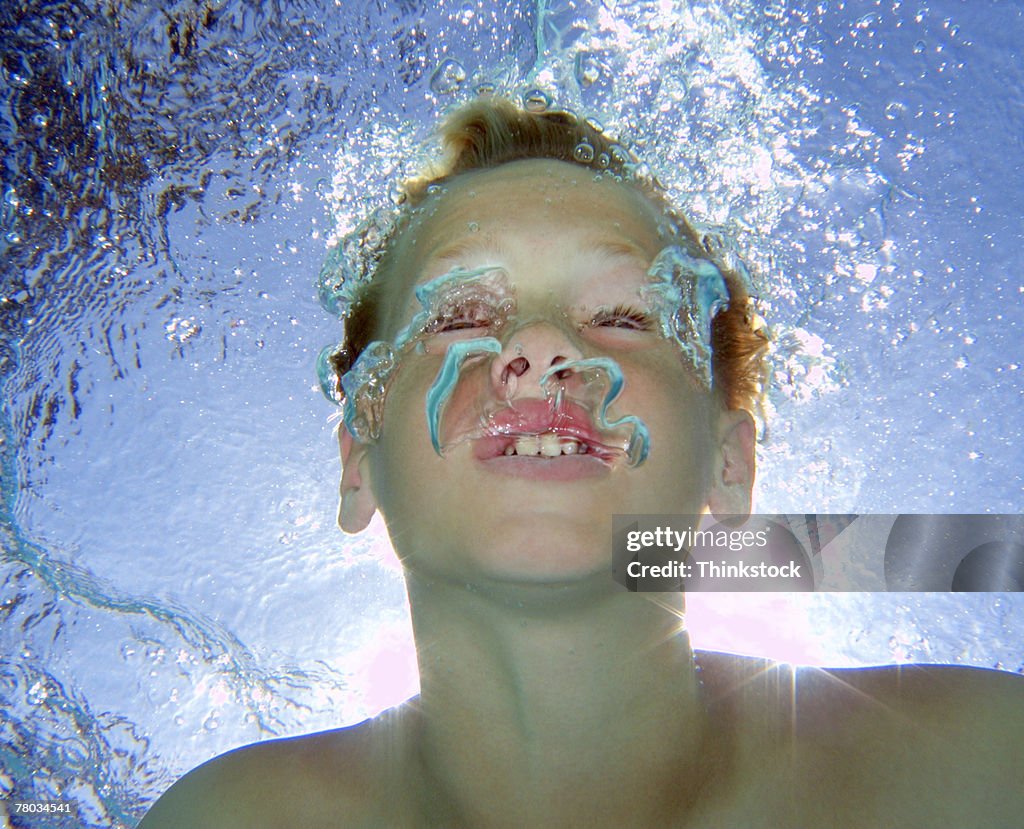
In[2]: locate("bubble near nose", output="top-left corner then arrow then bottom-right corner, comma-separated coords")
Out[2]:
425,337 -> 504,455
539,357 -> 650,467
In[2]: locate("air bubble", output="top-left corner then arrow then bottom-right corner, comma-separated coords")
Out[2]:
575,52 -> 601,87
430,59 -> 467,96
913,41 -> 926,54
596,153 -> 610,168
884,102 -> 905,120
467,221 -> 479,232
573,141 -> 595,164
523,89 -> 553,112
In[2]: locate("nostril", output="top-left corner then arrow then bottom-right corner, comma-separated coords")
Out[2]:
502,356 -> 530,383
548,355 -> 573,381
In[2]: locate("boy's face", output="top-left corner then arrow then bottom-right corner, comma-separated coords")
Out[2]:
341,159 -> 753,586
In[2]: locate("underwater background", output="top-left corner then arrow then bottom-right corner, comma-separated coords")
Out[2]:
1,0 -> 1022,825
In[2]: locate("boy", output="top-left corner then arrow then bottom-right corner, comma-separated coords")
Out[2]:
141,100 -> 1023,828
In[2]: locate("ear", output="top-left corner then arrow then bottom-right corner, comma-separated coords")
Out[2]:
338,426 -> 378,533
707,409 -> 756,522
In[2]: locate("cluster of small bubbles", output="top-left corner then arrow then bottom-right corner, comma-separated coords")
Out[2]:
573,141 -> 595,163
771,328 -> 842,404
165,316 -> 201,344
624,161 -> 654,188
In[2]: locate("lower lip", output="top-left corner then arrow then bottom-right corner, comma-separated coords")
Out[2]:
476,453 -> 614,481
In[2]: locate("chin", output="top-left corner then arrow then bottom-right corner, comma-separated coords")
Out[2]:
461,523 -> 612,583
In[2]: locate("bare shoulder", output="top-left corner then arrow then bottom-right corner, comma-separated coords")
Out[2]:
696,651 -> 1024,824
816,661 -> 1024,822
697,649 -> 1024,744
806,660 -> 1024,759
139,708 -> 416,829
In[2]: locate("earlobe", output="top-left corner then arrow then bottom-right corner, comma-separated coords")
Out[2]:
707,409 -> 756,521
338,426 -> 378,533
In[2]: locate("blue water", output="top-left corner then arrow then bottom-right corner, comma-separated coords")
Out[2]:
1,1 -> 1022,826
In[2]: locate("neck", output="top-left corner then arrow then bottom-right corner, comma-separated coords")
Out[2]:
403,567 -> 719,828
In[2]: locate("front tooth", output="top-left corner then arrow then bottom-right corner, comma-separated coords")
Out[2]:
540,433 -> 562,457
515,436 -> 541,456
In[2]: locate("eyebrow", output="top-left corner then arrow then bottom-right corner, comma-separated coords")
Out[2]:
587,239 -> 651,262
425,234 -> 511,269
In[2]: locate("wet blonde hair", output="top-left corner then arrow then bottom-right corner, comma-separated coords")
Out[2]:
333,98 -> 768,414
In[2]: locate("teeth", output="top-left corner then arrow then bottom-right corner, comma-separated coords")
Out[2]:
540,433 -> 561,457
516,436 -> 541,456
506,431 -> 588,457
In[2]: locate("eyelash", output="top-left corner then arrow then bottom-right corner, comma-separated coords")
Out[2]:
589,304 -> 656,331
422,303 -> 655,335
424,301 -> 496,333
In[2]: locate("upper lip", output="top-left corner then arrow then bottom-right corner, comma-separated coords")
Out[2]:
472,398 -> 626,461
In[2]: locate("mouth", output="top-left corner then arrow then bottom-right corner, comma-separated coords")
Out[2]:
470,399 -> 628,465
471,430 -> 618,463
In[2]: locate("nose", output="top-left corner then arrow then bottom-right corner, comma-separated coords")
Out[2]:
490,321 -> 584,400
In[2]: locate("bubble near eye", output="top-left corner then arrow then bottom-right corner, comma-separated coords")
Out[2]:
394,266 -> 513,350
425,299 -> 499,333
642,245 -> 730,388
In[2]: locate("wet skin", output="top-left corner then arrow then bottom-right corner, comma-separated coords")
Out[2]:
342,159 -> 754,587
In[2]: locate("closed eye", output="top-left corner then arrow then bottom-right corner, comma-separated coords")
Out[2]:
424,300 -> 497,334
589,304 -> 656,331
